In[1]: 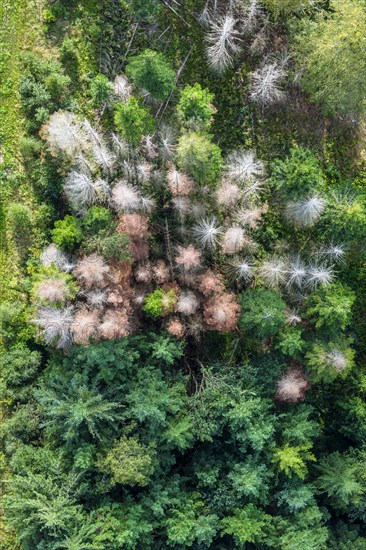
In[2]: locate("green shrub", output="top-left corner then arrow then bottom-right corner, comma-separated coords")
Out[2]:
60,37 -> 79,80
277,327 -> 305,357
270,147 -> 325,199
323,186 -> 366,242
19,137 -> 42,161
114,98 -> 155,146
0,301 -> 35,347
0,346 -> 41,404
177,132 -> 222,186
272,443 -> 316,479
20,52 -> 71,129
89,74 -> 113,107
84,231 -> 132,262
83,206 -> 114,235
143,288 -> 177,318
126,49 -> 176,100
177,83 -> 215,130
99,234 -> 131,262
221,504 -> 272,547
315,451 -> 365,510
51,215 -> 83,251
44,72 -> 71,102
305,282 -> 355,334
101,436 -> 154,487
7,203 -> 32,236
239,288 -> 286,340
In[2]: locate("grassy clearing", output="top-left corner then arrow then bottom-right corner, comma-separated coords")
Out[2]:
0,0 -> 26,305
0,3 -> 46,544
0,0 -> 45,304
0,0 -> 25,163
0,0 -> 45,160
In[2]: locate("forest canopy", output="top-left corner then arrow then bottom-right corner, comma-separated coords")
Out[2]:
1,0 -> 366,548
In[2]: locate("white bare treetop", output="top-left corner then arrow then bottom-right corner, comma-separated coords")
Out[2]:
206,15 -> 241,74
249,56 -> 288,106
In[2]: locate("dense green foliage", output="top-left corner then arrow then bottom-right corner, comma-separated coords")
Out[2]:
84,231 -> 132,262
295,0 -> 366,116
3,0 -> 366,547
143,288 -> 178,318
20,52 -> 71,130
89,74 -> 113,108
177,132 -> 223,186
126,49 -> 176,100
177,83 -> 216,130
239,288 -> 286,340
51,215 -> 83,250
114,97 -> 155,145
